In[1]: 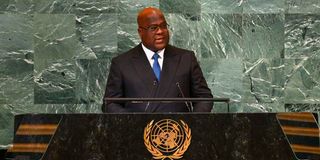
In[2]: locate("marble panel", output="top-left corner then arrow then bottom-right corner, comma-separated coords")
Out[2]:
200,0 -> 243,14
34,59 -> 76,104
3,0 -> 117,14
75,59 -> 111,105
160,0 -> 201,20
285,103 -> 320,112
213,102 -> 241,113
0,55 -> 34,104
242,58 -> 285,104
200,58 -> 243,103
243,0 -> 285,13
199,13 -> 243,59
284,58 -> 320,103
118,0 -> 159,13
0,14 -> 34,104
0,14 -> 33,53
36,104 -> 97,113
74,0 -> 118,14
166,13 -> 201,56
117,13 -> 140,53
0,0 -> 9,13
242,14 -> 285,58
33,14 -> 76,72
286,0 -> 320,13
284,14 -> 320,58
0,105 -> 15,149
240,102 -> 286,112
2,0 -> 34,14
32,0 -> 76,14
76,13 -> 117,59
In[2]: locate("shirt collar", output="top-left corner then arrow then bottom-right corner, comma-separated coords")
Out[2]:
141,43 -> 165,60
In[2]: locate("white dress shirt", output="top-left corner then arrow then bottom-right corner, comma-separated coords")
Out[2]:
141,43 -> 164,70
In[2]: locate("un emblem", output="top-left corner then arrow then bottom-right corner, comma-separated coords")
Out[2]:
144,119 -> 191,160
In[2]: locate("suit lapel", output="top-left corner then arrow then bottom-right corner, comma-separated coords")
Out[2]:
156,46 -> 181,98
131,45 -> 157,95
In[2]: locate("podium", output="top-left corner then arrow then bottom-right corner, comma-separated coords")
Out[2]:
5,113 -> 320,160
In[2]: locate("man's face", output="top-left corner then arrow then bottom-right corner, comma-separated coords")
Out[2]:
138,11 -> 169,52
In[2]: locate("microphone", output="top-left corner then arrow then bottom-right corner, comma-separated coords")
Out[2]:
145,80 -> 158,112
176,82 -> 193,112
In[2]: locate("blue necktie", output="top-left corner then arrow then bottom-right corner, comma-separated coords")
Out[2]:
152,53 -> 161,81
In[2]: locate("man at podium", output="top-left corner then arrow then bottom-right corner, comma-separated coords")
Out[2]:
102,7 -> 213,112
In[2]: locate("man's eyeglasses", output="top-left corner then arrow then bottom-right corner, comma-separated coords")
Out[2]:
139,24 -> 169,32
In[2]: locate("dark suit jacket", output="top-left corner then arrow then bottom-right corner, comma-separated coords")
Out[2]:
102,44 -> 213,112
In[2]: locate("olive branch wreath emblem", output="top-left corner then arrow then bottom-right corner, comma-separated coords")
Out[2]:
143,120 -> 191,160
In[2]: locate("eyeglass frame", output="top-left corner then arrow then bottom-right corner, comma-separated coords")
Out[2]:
139,23 -> 170,32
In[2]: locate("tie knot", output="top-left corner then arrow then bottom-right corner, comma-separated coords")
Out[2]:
152,53 -> 160,60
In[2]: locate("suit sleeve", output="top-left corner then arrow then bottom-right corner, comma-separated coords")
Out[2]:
190,53 -> 213,112
102,58 -> 126,112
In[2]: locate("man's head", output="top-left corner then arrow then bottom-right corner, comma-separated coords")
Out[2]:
137,7 -> 169,52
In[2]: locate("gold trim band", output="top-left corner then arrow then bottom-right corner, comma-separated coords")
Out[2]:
16,124 -> 58,135
277,113 -> 316,122
7,143 -> 48,153
291,144 -> 320,155
281,126 -> 319,137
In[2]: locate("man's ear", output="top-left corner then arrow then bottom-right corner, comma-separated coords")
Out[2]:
137,28 -> 143,38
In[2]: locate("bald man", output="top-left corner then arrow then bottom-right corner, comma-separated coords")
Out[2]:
102,7 -> 213,112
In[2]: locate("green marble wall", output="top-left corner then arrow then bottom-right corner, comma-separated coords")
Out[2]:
0,0 -> 319,148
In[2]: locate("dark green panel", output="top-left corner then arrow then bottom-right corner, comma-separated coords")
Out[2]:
34,14 -> 76,71
200,0 -> 242,14
240,102 -> 285,112
74,0 -> 118,14
75,59 -> 111,106
9,0 -> 77,14
242,14 -> 285,58
242,58 -> 285,104
32,0 -> 75,13
33,14 -> 77,103
200,58 -> 243,105
213,102 -> 241,113
0,0 -> 9,13
243,0 -> 285,13
2,0 -> 34,14
166,13 -> 201,56
160,0 -> 201,20
284,14 -> 320,58
118,0 -> 159,13
285,104 -> 320,112
284,59 -> 320,103
34,59 -> 76,104
0,56 -> 34,104
117,13 -> 140,53
0,14 -> 33,52
76,13 -> 117,59
199,13 -> 243,59
286,0 -> 320,13
3,0 -> 118,14
0,14 -> 33,104
0,105 -> 15,148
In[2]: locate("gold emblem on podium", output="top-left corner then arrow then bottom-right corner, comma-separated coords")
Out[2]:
144,119 -> 191,160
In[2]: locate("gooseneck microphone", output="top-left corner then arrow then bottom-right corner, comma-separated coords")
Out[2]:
176,82 -> 193,112
145,80 -> 158,112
